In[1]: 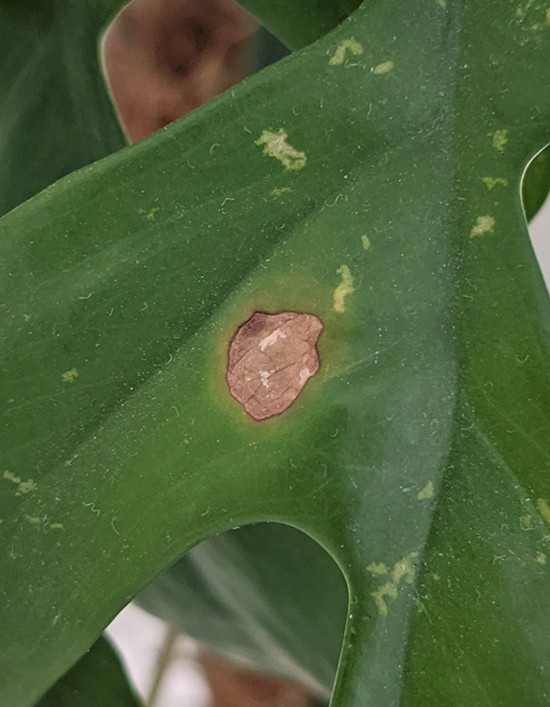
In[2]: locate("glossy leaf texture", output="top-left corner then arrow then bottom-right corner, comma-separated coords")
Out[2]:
36,638 -> 140,707
2,2 -> 550,707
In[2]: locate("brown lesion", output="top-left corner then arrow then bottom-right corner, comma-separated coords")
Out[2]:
227,311 -> 324,421
101,0 -> 258,143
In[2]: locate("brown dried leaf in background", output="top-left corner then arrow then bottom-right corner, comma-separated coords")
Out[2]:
200,652 -> 315,707
101,0 -> 258,142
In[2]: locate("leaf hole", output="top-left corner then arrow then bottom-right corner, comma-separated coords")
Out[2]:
524,144 -> 550,290
110,523 -> 348,705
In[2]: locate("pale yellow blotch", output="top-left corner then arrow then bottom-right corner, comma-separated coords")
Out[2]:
491,129 -> 508,153
547,6 -> 550,24
271,186 -> 292,197
329,38 -> 364,66
255,129 -> 306,172
367,562 -> 388,576
62,368 -> 79,383
392,551 -> 418,584
370,551 -> 418,617
435,0 -> 446,7
3,470 -> 20,485
19,480 -> 37,494
145,207 -> 159,221
50,522 -> 64,530
371,582 -> 398,616
470,215 -> 495,238
482,176 -> 509,189
373,60 -> 394,75
432,573 -> 441,582
536,498 -> 550,524
417,481 -> 434,500
520,513 -> 534,529
25,515 -> 42,525
361,235 -> 371,250
333,265 -> 355,313
536,552 -> 547,566
3,470 -> 37,495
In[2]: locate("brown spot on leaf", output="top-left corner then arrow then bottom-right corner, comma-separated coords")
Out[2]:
227,311 -> 323,421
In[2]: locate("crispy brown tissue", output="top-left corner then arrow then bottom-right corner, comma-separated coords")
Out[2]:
227,311 -> 323,421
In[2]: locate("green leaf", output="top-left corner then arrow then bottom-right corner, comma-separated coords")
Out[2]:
238,0 -> 362,49
2,1 -> 550,707
0,0 -> 125,216
37,637 -> 140,707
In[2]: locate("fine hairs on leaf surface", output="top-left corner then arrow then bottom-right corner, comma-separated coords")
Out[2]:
1,1 -> 550,707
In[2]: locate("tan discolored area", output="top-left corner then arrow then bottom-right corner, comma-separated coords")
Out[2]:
227,311 -> 323,421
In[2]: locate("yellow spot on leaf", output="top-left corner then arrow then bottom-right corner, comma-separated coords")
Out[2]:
329,38 -> 364,65
361,235 -> 371,250
536,498 -> 550,524
417,481 -> 434,500
50,522 -> 64,530
470,215 -> 495,238
3,470 -> 37,495
3,470 -> 20,485
392,552 -> 418,584
367,562 -> 388,576
332,265 -> 355,313
536,552 -> 547,566
373,60 -> 394,75
520,513 -> 534,530
255,129 -> 306,172
62,368 -> 79,383
25,515 -> 42,525
371,582 -> 398,616
482,176 -> 509,189
436,0 -> 446,7
19,480 -> 37,494
491,129 -> 508,153
370,551 -> 418,616
271,186 -> 292,197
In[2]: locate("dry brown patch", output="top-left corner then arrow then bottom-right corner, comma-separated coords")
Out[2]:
227,311 -> 323,421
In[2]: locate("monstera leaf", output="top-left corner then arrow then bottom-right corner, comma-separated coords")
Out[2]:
1,1 -> 550,706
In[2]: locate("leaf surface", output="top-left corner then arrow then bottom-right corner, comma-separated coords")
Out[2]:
1,1 -> 550,707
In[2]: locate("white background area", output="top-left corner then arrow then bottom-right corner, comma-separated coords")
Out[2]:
107,603 -> 211,706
